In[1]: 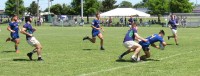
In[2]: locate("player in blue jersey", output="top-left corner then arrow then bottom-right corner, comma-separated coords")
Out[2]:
21,16 -> 43,61
6,15 -> 20,53
83,13 -> 105,50
139,30 -> 167,60
168,15 -> 179,45
118,23 -> 147,61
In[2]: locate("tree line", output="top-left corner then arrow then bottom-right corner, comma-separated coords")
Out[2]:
5,0 -> 194,23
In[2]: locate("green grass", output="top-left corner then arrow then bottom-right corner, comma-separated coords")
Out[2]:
0,23 -> 200,76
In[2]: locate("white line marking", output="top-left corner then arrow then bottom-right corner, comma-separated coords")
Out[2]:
79,51 -> 193,76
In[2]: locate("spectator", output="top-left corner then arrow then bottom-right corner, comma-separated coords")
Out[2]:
128,16 -> 133,27
139,18 -> 143,26
120,18 -> 123,24
108,17 -> 112,27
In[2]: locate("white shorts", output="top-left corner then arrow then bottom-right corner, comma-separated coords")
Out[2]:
123,41 -> 138,49
129,25 -> 132,28
27,37 -> 40,46
171,29 -> 177,34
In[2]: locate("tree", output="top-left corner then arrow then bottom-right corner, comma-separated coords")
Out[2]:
133,0 -> 149,8
44,4 -> 73,15
84,0 -> 100,23
118,1 -> 132,8
63,4 -> 75,15
146,0 -> 169,23
5,0 -> 25,16
169,0 -> 193,13
133,2 -> 146,8
71,0 -> 99,23
102,0 -> 117,12
50,4 -> 62,15
27,1 -> 38,16
71,0 -> 81,15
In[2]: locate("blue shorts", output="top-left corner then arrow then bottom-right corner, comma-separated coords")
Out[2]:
92,31 -> 100,37
11,33 -> 19,40
139,41 -> 150,51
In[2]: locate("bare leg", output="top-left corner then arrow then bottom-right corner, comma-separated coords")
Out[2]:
35,43 -> 42,58
98,33 -> 104,48
130,43 -> 142,61
14,39 -> 20,53
174,34 -> 178,45
131,44 -> 142,57
88,37 -> 96,43
140,50 -> 151,60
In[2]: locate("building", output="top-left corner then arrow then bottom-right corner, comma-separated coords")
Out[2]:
193,5 -> 200,13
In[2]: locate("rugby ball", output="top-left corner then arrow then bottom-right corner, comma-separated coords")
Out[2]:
159,43 -> 164,50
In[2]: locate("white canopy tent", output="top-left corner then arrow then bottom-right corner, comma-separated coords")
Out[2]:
100,8 -> 150,17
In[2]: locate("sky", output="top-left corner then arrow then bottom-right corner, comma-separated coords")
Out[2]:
0,0 -> 199,11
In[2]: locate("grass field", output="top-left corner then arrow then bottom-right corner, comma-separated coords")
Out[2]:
0,23 -> 200,76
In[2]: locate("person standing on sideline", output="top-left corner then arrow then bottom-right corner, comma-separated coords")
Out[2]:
83,13 -> 105,50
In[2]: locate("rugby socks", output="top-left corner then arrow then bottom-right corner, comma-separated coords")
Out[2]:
168,36 -> 175,39
100,46 -> 105,50
30,49 -> 37,54
38,56 -> 43,61
15,47 -> 18,51
120,50 -> 131,58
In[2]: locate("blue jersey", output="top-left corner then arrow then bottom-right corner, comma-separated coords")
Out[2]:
168,19 -> 177,30
123,28 -> 137,42
23,23 -> 34,40
92,19 -> 100,33
139,34 -> 164,50
146,34 -> 164,44
128,18 -> 133,25
9,22 -> 19,39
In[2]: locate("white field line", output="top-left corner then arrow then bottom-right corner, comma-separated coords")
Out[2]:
79,51 -> 193,76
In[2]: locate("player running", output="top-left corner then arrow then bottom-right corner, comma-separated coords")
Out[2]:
168,15 -> 179,45
118,23 -> 147,61
21,16 -> 43,61
83,13 -> 105,50
6,15 -> 20,53
139,30 -> 167,60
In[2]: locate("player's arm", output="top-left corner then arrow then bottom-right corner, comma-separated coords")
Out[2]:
7,26 -> 15,33
162,42 -> 167,46
151,43 -> 159,49
33,28 -> 36,32
99,25 -> 104,32
20,27 -> 32,37
167,21 -> 172,28
91,20 -> 101,30
134,33 -> 147,42
91,25 -> 101,30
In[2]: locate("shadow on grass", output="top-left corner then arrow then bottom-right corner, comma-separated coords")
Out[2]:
82,49 -> 97,51
116,59 -> 135,63
1,51 -> 15,53
13,59 -> 36,61
116,59 -> 160,63
166,44 -> 173,45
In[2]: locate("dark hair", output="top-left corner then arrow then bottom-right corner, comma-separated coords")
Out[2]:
11,14 -> 17,20
131,23 -> 137,27
159,30 -> 165,35
25,16 -> 32,23
96,12 -> 100,17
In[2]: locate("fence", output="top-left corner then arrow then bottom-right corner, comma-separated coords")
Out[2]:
173,13 -> 200,28
51,15 -> 82,27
